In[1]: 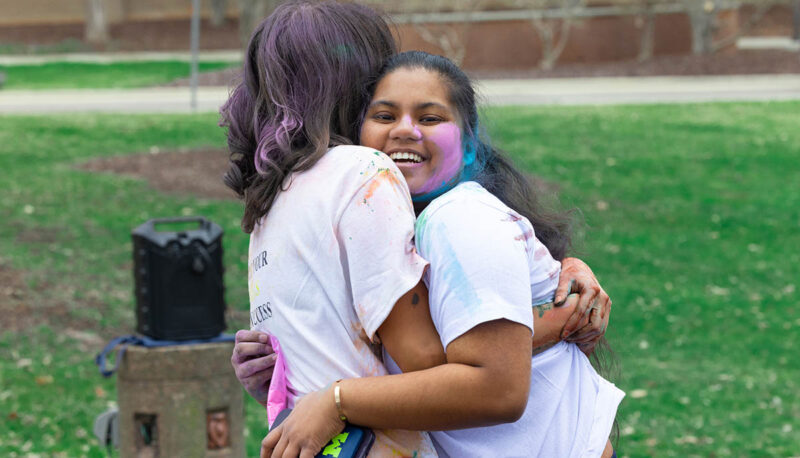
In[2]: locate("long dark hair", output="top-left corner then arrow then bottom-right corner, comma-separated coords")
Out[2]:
219,1 -> 397,233
368,52 -> 620,444
363,51 -> 573,261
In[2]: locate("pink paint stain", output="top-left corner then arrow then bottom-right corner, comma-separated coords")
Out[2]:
403,114 -> 422,139
416,122 -> 463,194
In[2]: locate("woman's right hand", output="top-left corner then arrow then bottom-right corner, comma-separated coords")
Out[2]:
231,329 -> 276,407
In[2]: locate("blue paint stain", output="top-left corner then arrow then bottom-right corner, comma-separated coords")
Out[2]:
416,205 -> 482,316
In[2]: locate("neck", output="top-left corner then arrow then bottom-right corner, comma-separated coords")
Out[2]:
413,200 -> 429,215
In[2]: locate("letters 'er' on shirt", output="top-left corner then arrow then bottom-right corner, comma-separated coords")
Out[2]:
248,145 -> 437,457
407,181 -> 625,458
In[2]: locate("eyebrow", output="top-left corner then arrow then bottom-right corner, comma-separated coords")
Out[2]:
369,100 -> 450,111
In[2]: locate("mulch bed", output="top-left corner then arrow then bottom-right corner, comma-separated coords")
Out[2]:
79,149 -> 238,201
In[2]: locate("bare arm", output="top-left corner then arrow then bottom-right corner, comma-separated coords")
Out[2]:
376,280 -> 445,373
343,318 -> 531,429
261,319 -> 532,457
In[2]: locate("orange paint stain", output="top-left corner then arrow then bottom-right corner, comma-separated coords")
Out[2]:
363,168 -> 403,202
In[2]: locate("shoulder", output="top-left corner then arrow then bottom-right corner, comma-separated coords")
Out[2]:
325,145 -> 399,175
416,182 -> 516,234
306,145 -> 406,195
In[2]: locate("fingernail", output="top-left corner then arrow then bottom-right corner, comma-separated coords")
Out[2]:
259,334 -> 269,343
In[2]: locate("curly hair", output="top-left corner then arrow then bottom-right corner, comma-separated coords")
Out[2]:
219,1 -> 396,233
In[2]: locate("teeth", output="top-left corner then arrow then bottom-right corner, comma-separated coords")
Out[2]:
389,152 -> 423,163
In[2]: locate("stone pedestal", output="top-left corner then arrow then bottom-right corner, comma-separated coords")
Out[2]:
118,342 -> 244,458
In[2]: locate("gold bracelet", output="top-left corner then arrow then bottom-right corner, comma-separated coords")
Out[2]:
334,380 -> 347,422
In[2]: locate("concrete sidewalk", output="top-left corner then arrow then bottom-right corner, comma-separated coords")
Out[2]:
1,74 -> 798,113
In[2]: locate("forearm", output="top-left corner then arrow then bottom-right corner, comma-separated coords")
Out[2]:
341,319 -> 532,430
339,362 -> 528,430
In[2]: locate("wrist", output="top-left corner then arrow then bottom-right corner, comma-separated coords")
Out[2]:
324,381 -> 347,427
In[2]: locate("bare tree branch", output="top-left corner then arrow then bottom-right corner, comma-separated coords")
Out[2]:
523,0 -> 586,70
408,0 -> 486,66
712,2 -> 774,52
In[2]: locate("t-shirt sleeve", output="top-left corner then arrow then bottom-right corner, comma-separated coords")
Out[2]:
337,165 -> 428,341
418,200 -> 534,349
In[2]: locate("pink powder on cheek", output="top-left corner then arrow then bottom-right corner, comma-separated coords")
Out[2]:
416,123 -> 463,194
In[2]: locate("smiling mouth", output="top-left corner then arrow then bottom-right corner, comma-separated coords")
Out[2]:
388,152 -> 424,164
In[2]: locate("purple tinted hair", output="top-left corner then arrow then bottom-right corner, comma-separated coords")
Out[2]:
220,1 -> 396,233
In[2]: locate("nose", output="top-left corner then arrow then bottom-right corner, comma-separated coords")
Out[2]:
390,115 -> 421,142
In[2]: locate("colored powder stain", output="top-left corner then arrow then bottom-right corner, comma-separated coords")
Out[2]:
514,228 -> 533,242
548,266 -> 560,280
416,123 -> 463,195
417,215 -> 481,316
364,168 -> 402,201
508,211 -> 533,249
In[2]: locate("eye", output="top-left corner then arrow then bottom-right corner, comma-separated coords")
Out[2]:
420,115 -> 443,124
371,112 -> 394,122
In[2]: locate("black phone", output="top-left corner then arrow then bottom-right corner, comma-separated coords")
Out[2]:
270,409 -> 375,458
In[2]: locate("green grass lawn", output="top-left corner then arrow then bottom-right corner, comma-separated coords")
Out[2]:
1,103 -> 798,457
0,61 -> 237,89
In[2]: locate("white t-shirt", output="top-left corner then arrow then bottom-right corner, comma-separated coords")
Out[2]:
248,145 -> 437,457
388,181 -> 625,458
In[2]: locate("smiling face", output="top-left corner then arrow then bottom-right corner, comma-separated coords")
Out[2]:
360,68 -> 464,197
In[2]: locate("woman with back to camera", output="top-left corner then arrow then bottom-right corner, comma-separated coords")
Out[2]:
260,50 -> 624,458
221,2 -> 615,456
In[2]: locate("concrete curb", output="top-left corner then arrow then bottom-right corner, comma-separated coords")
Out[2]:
1,75 -> 798,113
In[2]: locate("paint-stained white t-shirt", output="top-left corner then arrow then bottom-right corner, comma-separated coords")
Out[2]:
248,145 -> 437,457
396,181 -> 625,458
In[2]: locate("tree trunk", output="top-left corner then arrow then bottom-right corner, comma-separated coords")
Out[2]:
210,0 -> 228,27
637,2 -> 655,63
239,0 -> 282,48
685,0 -> 716,55
85,0 -> 109,46
793,0 -> 800,41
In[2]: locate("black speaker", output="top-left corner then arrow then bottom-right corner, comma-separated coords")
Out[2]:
132,217 -> 226,340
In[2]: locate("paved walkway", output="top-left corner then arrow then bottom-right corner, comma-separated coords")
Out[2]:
1,75 -> 799,113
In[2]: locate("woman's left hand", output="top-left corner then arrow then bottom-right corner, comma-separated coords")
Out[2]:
553,257 -> 611,354
261,385 -> 345,458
